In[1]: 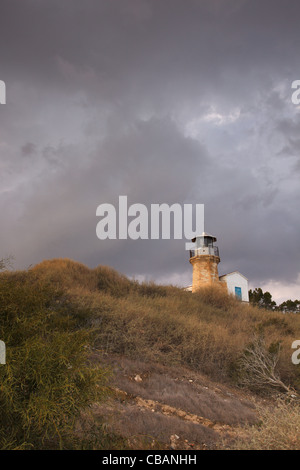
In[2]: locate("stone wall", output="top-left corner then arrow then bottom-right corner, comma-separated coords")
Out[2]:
189,255 -> 225,293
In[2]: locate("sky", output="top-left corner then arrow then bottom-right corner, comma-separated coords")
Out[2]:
1,0 -> 300,304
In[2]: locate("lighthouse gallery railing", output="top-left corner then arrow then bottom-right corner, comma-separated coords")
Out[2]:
189,246 -> 219,258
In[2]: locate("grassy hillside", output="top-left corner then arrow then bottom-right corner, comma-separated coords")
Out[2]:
30,258 -> 300,387
0,258 -> 299,449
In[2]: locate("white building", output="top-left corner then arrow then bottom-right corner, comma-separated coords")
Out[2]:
219,271 -> 249,302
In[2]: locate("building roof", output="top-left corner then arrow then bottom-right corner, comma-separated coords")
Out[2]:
191,232 -> 217,242
183,285 -> 193,292
219,271 -> 248,281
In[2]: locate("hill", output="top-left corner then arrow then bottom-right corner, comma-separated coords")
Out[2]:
0,258 -> 299,449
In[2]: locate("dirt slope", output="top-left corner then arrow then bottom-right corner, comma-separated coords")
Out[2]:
90,353 -> 259,450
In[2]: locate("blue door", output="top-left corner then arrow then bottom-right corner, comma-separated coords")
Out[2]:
235,286 -> 242,300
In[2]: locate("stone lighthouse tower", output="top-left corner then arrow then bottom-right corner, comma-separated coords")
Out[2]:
189,232 -> 222,292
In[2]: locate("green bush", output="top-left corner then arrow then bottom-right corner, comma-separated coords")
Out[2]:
0,272 -> 109,449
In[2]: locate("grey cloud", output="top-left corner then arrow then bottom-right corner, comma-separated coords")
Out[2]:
21,142 -> 36,156
0,0 -> 300,301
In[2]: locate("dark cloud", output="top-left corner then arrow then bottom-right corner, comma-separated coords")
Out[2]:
21,142 -> 36,156
0,0 -> 300,302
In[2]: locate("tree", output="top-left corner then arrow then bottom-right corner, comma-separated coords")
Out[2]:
0,256 -> 13,271
238,336 -> 290,393
249,287 -> 276,310
278,299 -> 300,313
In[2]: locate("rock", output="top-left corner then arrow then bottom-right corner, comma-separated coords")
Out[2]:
170,434 -> 180,449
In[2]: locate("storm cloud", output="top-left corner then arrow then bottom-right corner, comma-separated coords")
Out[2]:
1,0 -> 300,302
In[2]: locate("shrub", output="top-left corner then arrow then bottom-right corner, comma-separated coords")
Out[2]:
95,265 -> 135,297
2,257 -> 300,448
30,258 -> 97,292
236,335 -> 290,393
0,272 -> 109,449
137,282 -> 168,298
226,398 -> 300,450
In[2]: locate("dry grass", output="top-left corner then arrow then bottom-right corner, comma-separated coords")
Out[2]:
225,398 -> 300,450
29,258 -> 300,391
92,400 -> 218,449
103,356 -> 257,426
2,257 -> 300,449
88,356 -> 258,450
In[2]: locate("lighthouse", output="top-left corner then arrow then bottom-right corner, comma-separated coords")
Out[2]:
188,231 -> 249,301
189,232 -> 222,292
